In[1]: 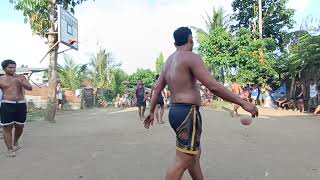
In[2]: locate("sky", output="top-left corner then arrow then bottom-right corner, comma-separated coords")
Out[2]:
0,0 -> 319,74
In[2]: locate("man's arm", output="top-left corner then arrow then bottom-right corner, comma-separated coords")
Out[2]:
150,85 -> 154,100
187,54 -> 258,116
149,74 -> 167,113
133,88 -> 137,100
17,75 -> 32,91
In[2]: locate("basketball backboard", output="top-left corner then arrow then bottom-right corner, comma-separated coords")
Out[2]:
58,6 -> 78,50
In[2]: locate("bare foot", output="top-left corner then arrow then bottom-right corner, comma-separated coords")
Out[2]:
6,149 -> 16,158
13,144 -> 23,151
230,111 -> 234,117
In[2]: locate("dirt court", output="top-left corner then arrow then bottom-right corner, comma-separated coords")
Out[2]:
0,106 -> 320,180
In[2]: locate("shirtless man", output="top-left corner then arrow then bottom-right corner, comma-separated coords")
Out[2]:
230,78 -> 243,117
0,59 -> 32,157
151,74 -> 165,124
144,27 -> 258,180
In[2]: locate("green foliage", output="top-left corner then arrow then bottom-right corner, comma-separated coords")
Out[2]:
111,68 -> 129,97
193,7 -> 232,82
90,48 -> 121,89
57,55 -> 87,90
198,26 -> 277,84
231,0 -> 295,48
155,52 -> 165,74
10,0 -> 90,38
129,69 -> 155,88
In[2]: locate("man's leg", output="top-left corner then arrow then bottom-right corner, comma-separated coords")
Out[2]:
138,106 -> 142,119
155,105 -> 159,123
142,104 -> 146,118
308,98 -> 313,112
160,105 -> 165,123
188,149 -> 204,180
13,124 -> 24,147
232,104 -> 240,116
3,124 -> 14,150
301,100 -> 305,112
165,150 -> 198,180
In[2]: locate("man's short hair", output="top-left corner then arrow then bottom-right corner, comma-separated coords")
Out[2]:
1,59 -> 16,69
310,78 -> 314,81
173,27 -> 192,46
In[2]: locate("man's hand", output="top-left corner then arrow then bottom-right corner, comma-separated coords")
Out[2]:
241,101 -> 259,117
14,75 -> 32,91
144,113 -> 154,129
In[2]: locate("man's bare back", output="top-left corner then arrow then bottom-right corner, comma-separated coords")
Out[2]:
163,51 -> 201,106
0,75 -> 29,101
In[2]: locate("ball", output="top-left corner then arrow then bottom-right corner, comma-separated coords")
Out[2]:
240,117 -> 252,126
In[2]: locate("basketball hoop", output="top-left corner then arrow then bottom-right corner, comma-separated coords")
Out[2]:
58,5 -> 78,50
68,39 -> 78,45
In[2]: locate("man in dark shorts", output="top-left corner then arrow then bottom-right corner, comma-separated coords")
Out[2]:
144,27 -> 258,180
295,79 -> 305,113
0,59 -> 32,157
151,74 -> 165,124
134,79 -> 147,120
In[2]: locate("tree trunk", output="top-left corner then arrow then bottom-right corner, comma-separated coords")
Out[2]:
289,74 -> 295,99
220,66 -> 225,84
45,0 -> 58,123
258,0 -> 263,39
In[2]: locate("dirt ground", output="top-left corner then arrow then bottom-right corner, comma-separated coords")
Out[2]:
0,106 -> 319,180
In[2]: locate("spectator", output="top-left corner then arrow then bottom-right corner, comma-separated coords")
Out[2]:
295,79 -> 305,113
275,92 -> 288,109
251,83 -> 260,105
308,78 -> 318,112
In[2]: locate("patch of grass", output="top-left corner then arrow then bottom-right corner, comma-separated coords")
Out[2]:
27,109 -> 46,122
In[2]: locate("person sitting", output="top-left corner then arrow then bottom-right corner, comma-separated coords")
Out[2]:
282,99 -> 296,111
275,92 -> 288,109
115,94 -> 121,108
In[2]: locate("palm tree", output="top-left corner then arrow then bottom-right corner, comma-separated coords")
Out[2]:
192,7 -> 231,44
58,55 -> 88,91
90,48 -> 121,89
192,7 -> 231,84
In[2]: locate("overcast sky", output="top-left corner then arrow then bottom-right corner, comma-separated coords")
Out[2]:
0,0 -> 319,74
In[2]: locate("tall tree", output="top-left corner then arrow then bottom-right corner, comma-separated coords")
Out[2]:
193,7 -> 231,83
155,52 -> 164,74
90,48 -> 120,89
232,0 -> 295,48
10,0 -> 90,122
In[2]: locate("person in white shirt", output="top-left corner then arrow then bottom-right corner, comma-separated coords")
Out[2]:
308,78 -> 318,112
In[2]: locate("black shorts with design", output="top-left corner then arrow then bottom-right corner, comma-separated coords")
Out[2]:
0,101 -> 27,126
169,103 -> 202,155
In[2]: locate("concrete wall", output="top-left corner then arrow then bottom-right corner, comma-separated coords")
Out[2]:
25,87 -> 81,110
